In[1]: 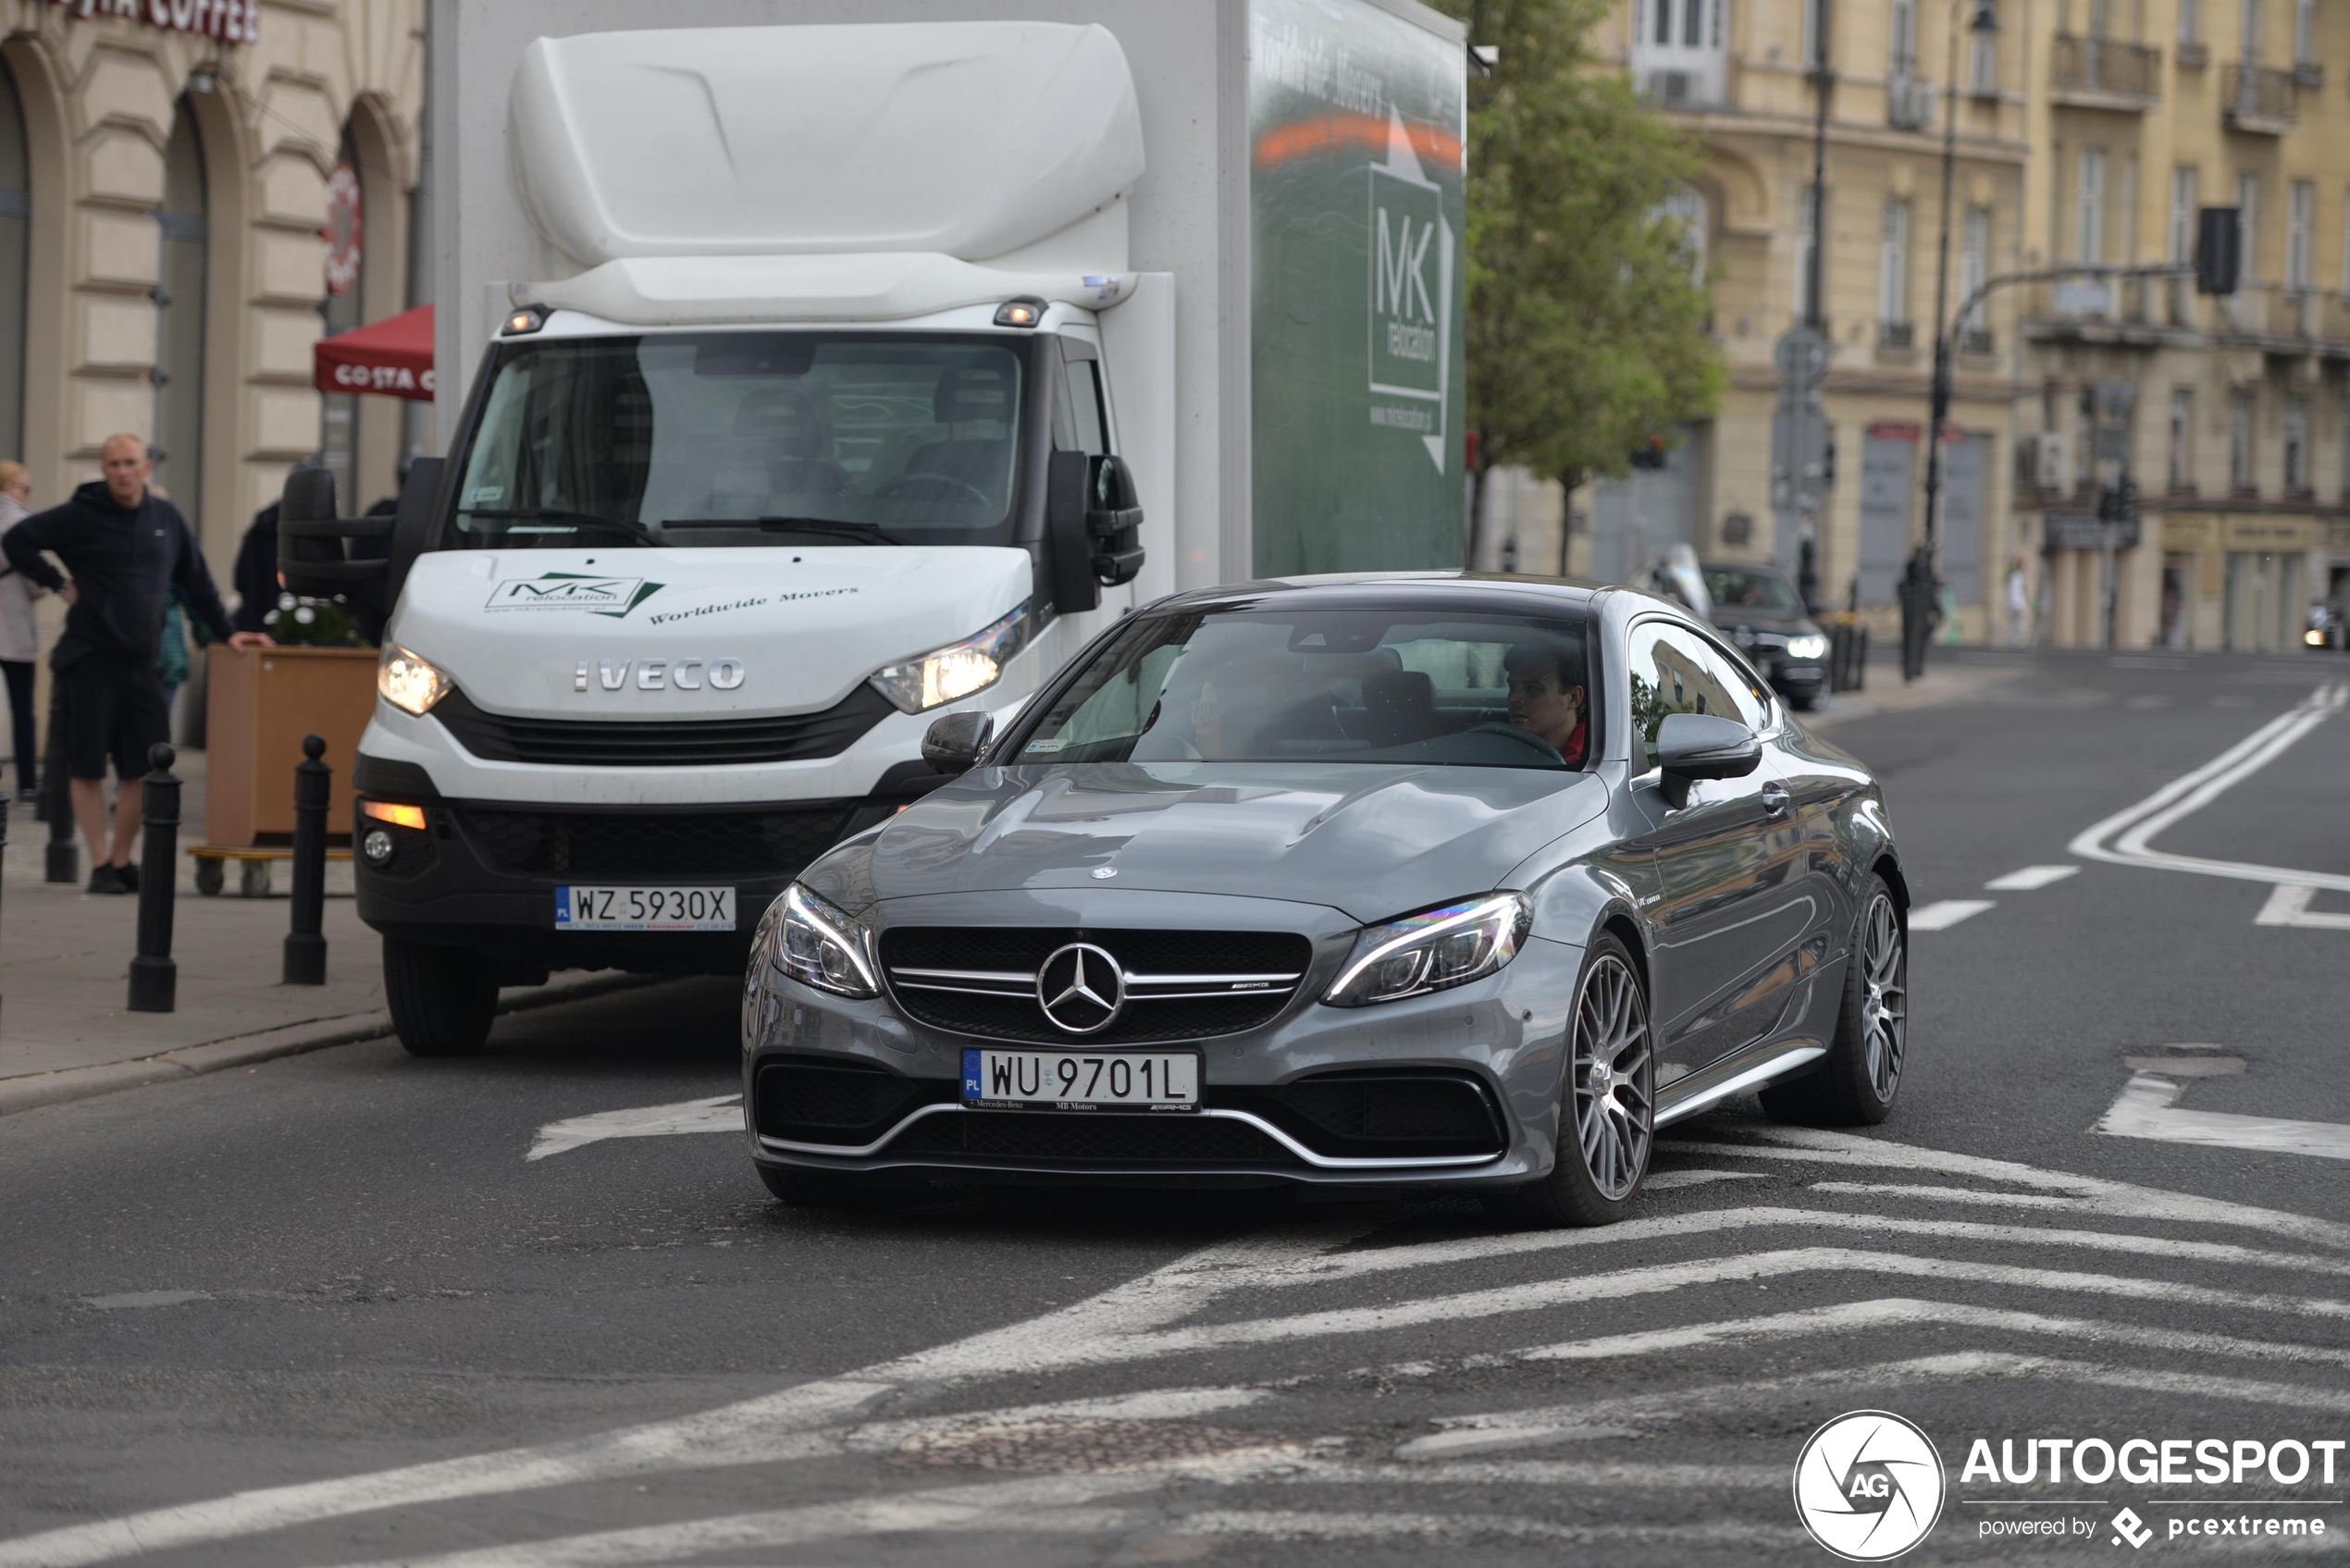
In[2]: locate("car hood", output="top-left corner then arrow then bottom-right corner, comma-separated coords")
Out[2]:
863,761 -> 1608,923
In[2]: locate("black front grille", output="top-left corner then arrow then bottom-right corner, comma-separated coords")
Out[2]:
880,928 -> 1316,1045
433,685 -> 895,767
754,1058 -> 954,1145
455,804 -> 856,878
885,1109 -> 1301,1167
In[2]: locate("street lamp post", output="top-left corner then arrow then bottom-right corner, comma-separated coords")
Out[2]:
1910,0 -> 1998,680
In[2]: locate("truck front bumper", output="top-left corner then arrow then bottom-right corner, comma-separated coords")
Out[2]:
352,755 -> 934,977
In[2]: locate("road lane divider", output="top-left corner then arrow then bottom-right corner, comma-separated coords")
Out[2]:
1985,865 -> 2079,891
527,1093 -> 742,1160
1910,899 -> 1995,931
2098,1056 -> 2350,1163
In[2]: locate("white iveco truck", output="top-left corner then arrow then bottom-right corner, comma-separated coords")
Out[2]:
283,0 -> 1467,1056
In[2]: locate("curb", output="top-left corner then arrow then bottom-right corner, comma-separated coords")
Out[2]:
0,971 -> 667,1119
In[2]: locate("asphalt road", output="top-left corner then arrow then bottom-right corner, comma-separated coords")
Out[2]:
5,648 -> 2350,1567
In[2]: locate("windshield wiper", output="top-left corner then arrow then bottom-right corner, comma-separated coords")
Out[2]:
459,507 -> 668,547
662,516 -> 906,546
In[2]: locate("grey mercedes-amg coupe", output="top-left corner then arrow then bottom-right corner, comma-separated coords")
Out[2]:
740,574 -> 1909,1226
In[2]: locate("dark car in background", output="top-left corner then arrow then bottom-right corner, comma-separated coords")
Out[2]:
1701,562 -> 1829,710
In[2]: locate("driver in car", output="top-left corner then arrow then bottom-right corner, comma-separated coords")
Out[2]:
1503,641 -> 1588,766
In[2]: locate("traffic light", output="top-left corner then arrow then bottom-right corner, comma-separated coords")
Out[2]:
1630,434 -> 1667,470
2195,206 -> 2241,297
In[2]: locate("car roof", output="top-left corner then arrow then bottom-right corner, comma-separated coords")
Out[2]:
1142,571 -> 1615,619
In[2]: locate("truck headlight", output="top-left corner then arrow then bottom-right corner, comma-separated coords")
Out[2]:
378,644 -> 453,716
868,606 -> 1030,714
762,883 -> 879,999
1785,634 -> 1830,661
1324,894 -> 1532,1007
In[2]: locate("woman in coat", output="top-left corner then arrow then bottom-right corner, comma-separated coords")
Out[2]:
0,461 -> 43,803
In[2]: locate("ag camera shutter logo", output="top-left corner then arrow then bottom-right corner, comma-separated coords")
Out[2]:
1793,1410 -> 1947,1561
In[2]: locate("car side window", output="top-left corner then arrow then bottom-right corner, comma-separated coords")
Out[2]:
1626,622 -> 1766,770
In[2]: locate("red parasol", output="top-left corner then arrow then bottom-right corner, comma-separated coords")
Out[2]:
313,303 -> 435,402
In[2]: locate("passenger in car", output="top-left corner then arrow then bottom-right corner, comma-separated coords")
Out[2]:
1503,641 -> 1588,766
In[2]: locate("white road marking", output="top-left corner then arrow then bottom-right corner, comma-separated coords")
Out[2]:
2071,682 -> 2350,891
2257,883 -> 2350,930
1641,1167 -> 1768,1191
1985,864 -> 2080,891
1173,1511 -> 1785,1549
526,1094 -> 743,1161
1908,898 -> 1995,930
2099,1070 -> 2350,1162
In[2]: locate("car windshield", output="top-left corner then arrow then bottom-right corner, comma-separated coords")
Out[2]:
1701,566 -> 1805,618
1013,605 -> 1597,770
447,332 -> 1030,549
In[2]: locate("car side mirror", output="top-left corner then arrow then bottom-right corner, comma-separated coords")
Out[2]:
921,710 -> 994,774
1653,712 -> 1762,809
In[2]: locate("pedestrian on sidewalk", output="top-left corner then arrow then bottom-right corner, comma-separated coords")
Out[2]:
0,460 -> 42,804
0,433 -> 272,894
2005,554 -> 2031,648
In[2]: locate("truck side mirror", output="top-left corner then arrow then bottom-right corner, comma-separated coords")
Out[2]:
384,456 -> 445,607
1045,451 -> 1102,615
1086,455 -> 1145,586
278,467 -> 397,597
921,710 -> 994,774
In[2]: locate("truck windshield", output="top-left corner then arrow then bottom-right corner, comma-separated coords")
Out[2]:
448,332 -> 1029,549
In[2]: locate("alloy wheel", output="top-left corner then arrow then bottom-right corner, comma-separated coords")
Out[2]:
1860,893 -> 1907,1103
1572,953 -> 1652,1201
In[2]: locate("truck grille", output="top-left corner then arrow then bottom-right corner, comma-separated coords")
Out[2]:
878,928 -> 1314,1044
455,804 -> 857,878
433,685 -> 895,767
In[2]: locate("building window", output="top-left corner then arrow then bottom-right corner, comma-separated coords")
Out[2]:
1800,0 -> 1827,67
2076,149 -> 2105,264
2168,389 -> 2195,492
1960,205 -> 1989,340
1890,0 -> 1918,77
1644,0 -> 1721,47
2294,0 -> 2315,64
2180,0 -> 2198,44
2285,180 -> 2312,291
2240,0 -> 2261,55
318,126 -> 365,516
1659,184 -> 1709,286
2284,398 -> 2308,493
2233,173 -> 2259,281
0,59 -> 28,467
2230,389 -> 2255,493
1879,196 -> 1911,330
154,97 -> 208,517
2167,167 -> 2198,263
1795,184 -> 1819,320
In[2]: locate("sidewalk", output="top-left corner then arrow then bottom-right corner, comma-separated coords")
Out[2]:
0,749 -> 636,1114
1800,650 -> 2021,730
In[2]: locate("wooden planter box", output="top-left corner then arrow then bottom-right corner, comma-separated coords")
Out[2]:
203,645 -> 377,847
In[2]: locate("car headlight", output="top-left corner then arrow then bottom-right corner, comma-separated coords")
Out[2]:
761,883 -> 879,999
1324,893 -> 1532,1007
377,643 -> 453,716
1785,634 -> 1830,661
868,606 -> 1031,714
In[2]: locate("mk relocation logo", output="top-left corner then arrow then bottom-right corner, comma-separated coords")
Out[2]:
485,573 -> 664,619
1366,105 -> 1453,476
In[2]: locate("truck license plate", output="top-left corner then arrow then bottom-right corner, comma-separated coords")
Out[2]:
556,885 -> 736,932
961,1048 -> 1201,1113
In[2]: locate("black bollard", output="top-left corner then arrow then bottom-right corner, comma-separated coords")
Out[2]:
283,735 -> 329,985
127,742 -> 179,1013
43,681 -> 75,883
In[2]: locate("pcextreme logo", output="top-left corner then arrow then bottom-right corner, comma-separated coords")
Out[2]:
1794,1411 -> 1948,1561
485,573 -> 664,619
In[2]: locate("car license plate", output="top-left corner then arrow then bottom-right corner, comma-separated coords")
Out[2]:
555,885 -> 736,932
961,1048 -> 1201,1113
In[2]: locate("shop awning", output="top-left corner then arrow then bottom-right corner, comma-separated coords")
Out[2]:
313,303 -> 435,402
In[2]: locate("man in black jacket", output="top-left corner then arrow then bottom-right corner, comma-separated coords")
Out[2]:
2,433 -> 271,894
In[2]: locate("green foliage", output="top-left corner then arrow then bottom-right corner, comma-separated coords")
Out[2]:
1434,0 -> 1725,490
264,594 -> 367,648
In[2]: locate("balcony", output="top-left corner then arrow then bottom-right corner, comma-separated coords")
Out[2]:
1886,73 -> 1937,130
1957,325 -> 1996,356
1633,52 -> 1730,112
1876,320 -> 1917,352
2051,34 -> 2161,108
2222,64 -> 2297,133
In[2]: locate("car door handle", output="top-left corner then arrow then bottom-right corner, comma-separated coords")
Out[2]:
1762,784 -> 1792,819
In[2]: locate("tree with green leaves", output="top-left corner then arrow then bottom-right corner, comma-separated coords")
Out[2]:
1435,0 -> 1725,570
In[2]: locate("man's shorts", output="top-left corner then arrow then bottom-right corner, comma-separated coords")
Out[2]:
58,653 -> 169,782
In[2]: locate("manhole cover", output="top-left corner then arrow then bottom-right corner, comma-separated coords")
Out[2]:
893,1417 -> 1297,1475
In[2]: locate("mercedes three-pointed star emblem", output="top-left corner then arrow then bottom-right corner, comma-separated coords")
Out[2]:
1035,942 -> 1127,1035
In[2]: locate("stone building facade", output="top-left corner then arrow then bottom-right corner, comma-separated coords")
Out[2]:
0,0 -> 425,619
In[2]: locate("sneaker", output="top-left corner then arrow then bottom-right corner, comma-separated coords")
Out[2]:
86,864 -> 128,895
115,862 -> 139,894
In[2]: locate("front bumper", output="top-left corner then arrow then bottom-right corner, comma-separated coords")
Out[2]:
352,755 -> 936,976
742,890 -> 1582,1189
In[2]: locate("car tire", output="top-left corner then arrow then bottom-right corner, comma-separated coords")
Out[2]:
383,935 -> 499,1058
1760,874 -> 1905,1126
756,1163 -> 859,1207
1493,932 -> 1654,1228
